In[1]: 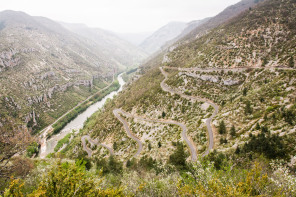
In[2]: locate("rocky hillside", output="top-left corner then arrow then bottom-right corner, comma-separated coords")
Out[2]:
57,1 -> 296,193
61,23 -> 147,68
141,0 -> 262,58
0,10 -> 124,133
166,0 -> 296,68
1,1 -> 296,196
182,0 -> 263,42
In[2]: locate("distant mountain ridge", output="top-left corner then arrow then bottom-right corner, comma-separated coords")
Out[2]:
139,21 -> 187,54
182,0 -> 262,42
0,10 -> 144,133
60,22 -> 147,68
116,32 -> 152,46
138,0 -> 259,56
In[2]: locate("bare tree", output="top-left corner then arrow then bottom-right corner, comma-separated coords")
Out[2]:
0,117 -> 35,181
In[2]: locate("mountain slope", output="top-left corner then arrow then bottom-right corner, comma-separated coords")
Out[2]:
64,0 -> 295,168
0,10 -> 120,133
60,23 -> 147,68
166,0 -> 296,68
142,0 -> 261,57
2,0 -> 296,196
139,22 -> 187,54
183,0 -> 262,42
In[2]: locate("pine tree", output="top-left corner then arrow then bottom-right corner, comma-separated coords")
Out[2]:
230,125 -> 236,137
243,88 -> 248,96
245,100 -> 253,114
289,56 -> 294,68
126,159 -> 131,168
235,146 -> 241,154
158,141 -> 162,148
218,120 -> 227,134
256,123 -> 260,130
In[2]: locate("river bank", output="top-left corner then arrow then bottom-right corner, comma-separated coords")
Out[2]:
39,73 -> 125,158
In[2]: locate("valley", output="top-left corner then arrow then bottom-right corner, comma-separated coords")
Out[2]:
1,0 -> 296,196
40,73 -> 125,158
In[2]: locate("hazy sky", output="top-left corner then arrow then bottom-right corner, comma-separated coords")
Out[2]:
1,0 -> 241,33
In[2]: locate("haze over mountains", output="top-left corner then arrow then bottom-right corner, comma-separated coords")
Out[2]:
138,21 -> 188,54
1,0 -> 296,196
0,10 -> 146,132
121,0 -> 263,55
60,22 -> 147,68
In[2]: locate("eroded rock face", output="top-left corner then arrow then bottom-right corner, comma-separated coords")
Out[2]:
41,71 -> 55,80
180,71 -> 241,86
75,80 -> 93,87
0,49 -> 20,69
26,79 -> 94,106
3,96 -> 21,110
200,75 -> 219,83
0,48 -> 37,71
24,110 -> 39,126
223,79 -> 240,86
180,72 -> 220,83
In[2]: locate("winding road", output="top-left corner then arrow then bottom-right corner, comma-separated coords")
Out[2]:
81,65 -> 296,160
160,67 -> 219,157
114,109 -> 198,161
113,109 -> 144,158
82,67 -> 219,160
81,135 -> 114,157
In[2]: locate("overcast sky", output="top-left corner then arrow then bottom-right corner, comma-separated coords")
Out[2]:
1,0 -> 241,33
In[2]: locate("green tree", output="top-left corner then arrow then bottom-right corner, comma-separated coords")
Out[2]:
230,125 -> 236,137
220,138 -> 227,144
218,120 -> 227,134
158,141 -> 162,148
169,143 -> 187,170
242,133 -> 288,159
148,142 -> 152,150
261,125 -> 269,133
289,56 -> 294,68
126,159 -> 132,168
27,142 -> 39,157
245,100 -> 253,115
283,108 -> 295,125
162,111 -> 166,118
256,123 -> 261,130
113,142 -> 117,150
243,88 -> 248,96
262,58 -> 268,66
108,156 -> 123,174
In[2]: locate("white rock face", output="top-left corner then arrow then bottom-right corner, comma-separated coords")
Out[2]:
223,79 -> 240,86
201,102 -> 210,110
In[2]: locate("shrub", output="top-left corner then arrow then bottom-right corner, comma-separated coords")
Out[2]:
169,142 -> 187,170
26,142 -> 39,157
242,133 -> 288,159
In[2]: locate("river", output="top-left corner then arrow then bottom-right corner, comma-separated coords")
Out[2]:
40,73 -> 125,157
